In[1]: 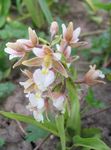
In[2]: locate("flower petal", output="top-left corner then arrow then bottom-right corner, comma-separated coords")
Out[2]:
53,52 -> 62,60
33,47 -> 44,57
33,69 -> 55,91
22,57 -> 43,67
29,93 -> 44,109
52,59 -> 68,77
73,27 -> 81,42
62,24 -> 67,39
33,110 -> 44,122
28,27 -> 38,46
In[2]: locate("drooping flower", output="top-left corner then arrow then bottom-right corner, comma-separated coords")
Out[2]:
33,68 -> 55,91
19,69 -> 35,93
50,21 -> 59,39
26,103 -> 44,122
84,65 -> 105,86
50,92 -> 65,113
4,27 -> 38,68
28,93 -> 44,109
22,45 -> 68,77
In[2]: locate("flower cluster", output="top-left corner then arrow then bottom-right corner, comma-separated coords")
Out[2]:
4,21 -> 105,122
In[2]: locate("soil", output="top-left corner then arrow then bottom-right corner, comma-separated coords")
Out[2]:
0,0 -> 111,150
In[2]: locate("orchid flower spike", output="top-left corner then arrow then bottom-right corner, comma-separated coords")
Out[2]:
84,65 -> 105,86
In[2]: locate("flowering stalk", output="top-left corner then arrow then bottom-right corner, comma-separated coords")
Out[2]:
4,21 -> 108,150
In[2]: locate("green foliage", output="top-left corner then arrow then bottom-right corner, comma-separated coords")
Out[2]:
0,111 -> 59,136
55,115 -> 66,150
81,30 -> 111,76
0,82 -> 15,101
0,21 -> 28,40
23,0 -> 45,28
0,0 -> 11,27
66,78 -> 81,135
0,137 -> 5,147
85,88 -> 105,108
73,135 -> 110,150
38,0 -> 53,24
25,125 -> 48,142
82,128 -> 101,138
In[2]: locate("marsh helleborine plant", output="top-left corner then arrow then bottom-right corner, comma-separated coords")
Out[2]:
4,21 -> 108,150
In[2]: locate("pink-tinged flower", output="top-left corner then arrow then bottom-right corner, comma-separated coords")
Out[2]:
4,27 -> 38,68
50,92 -> 65,113
33,69 -> 55,91
5,42 -> 26,59
33,110 -> 44,122
17,27 -> 38,49
56,42 -> 79,68
28,93 -> 44,109
84,65 -> 105,86
62,22 -> 81,44
22,45 -> 68,77
26,103 -> 44,122
19,70 -> 35,93
50,21 -> 59,39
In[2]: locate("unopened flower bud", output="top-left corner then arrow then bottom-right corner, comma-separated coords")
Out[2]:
50,21 -> 59,39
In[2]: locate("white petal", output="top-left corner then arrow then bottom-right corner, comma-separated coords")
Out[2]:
73,27 -> 81,43
62,24 -> 67,38
56,44 -> 60,52
66,63 -> 71,68
98,71 -> 105,79
29,93 -> 44,109
44,70 -> 55,87
53,52 -> 62,60
33,110 -> 44,122
32,47 -> 44,57
33,69 -> 55,91
64,46 -> 71,58
9,55 -> 18,60
53,95 -> 64,111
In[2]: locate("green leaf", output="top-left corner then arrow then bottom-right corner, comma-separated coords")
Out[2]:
94,2 -> 111,11
0,82 -> 15,101
85,88 -> 105,108
0,111 -> 58,136
0,0 -> 11,27
0,21 -> 28,40
66,78 -> 81,135
55,115 -> 66,150
73,135 -> 110,150
82,128 -> 101,138
0,137 -> 5,147
38,0 -> 53,24
25,125 -> 48,142
23,0 -> 45,28
85,0 -> 97,12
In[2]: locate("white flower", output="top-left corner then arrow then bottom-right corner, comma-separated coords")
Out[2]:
33,69 -> 55,91
51,92 -> 65,113
33,110 -> 44,122
28,93 -> 44,109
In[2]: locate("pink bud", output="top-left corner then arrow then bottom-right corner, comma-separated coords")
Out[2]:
50,21 -> 59,38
